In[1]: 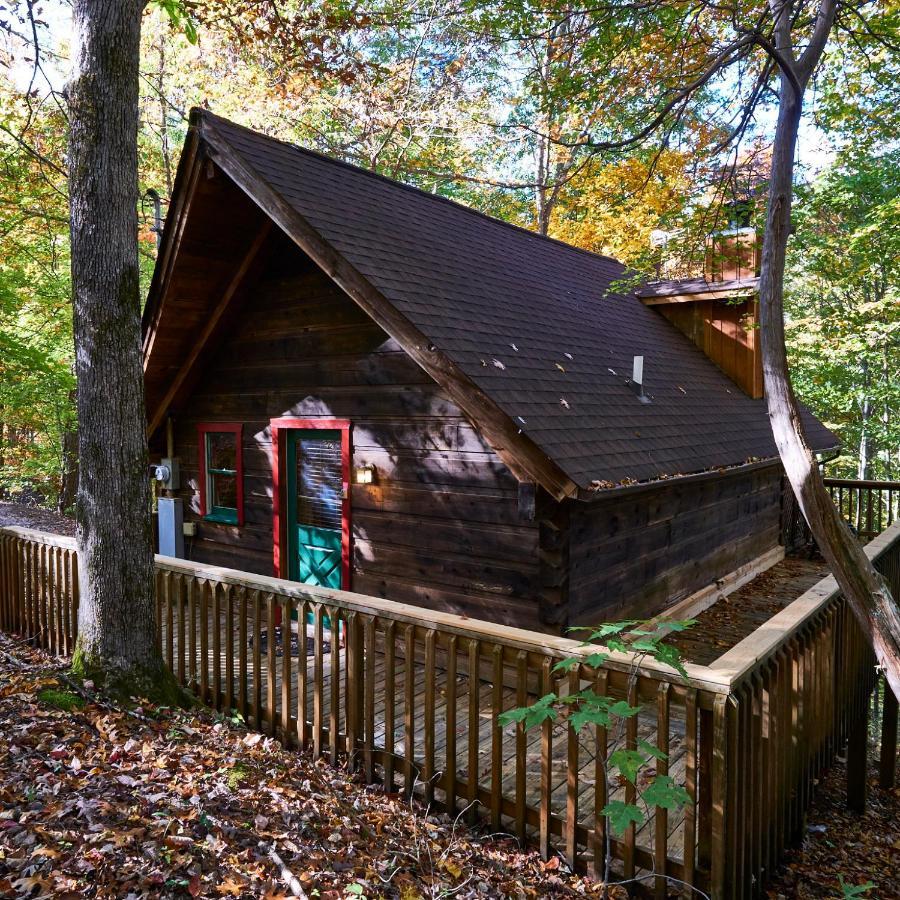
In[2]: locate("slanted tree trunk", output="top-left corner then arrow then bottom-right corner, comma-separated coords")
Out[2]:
759,54 -> 900,699
68,0 -> 174,697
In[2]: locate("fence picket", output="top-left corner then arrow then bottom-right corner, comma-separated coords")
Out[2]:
298,599 -> 309,749
252,590 -> 262,730
281,594 -> 291,741
444,634 -> 457,814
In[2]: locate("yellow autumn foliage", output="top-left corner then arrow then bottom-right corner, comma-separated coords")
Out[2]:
548,151 -> 693,266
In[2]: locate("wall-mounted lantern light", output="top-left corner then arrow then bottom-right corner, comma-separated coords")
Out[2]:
354,463 -> 377,485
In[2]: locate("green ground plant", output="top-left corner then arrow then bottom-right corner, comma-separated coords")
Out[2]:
36,687 -> 85,712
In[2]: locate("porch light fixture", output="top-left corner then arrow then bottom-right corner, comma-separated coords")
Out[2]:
354,463 -> 377,485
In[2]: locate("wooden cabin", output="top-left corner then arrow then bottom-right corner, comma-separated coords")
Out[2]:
142,109 -> 837,634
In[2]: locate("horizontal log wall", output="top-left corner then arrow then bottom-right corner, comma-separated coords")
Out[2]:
568,463 -> 784,624
165,247 -> 544,628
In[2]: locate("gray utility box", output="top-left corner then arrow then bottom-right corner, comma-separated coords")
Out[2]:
158,497 -> 185,558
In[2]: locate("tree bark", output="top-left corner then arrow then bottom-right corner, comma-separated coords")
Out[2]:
68,0 -> 170,692
759,65 -> 900,700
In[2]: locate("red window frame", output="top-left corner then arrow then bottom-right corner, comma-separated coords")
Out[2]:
197,422 -> 245,527
269,417 -> 352,588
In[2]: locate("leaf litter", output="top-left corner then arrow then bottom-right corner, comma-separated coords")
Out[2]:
0,634 -> 620,899
766,717 -> 900,899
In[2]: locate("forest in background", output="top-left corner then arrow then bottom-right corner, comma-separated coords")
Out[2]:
0,0 -> 897,510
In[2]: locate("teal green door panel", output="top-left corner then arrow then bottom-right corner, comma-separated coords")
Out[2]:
295,525 -> 342,588
285,429 -> 344,590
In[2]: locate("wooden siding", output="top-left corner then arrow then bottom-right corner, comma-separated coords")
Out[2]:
567,464 -> 784,625
657,298 -> 763,399
165,243 -> 544,629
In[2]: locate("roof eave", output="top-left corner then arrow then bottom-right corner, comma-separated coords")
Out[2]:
141,126 -> 204,357
572,445 -> 840,502
637,277 -> 760,305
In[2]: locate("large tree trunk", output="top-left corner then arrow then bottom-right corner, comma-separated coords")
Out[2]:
68,0 -> 171,693
759,68 -> 900,699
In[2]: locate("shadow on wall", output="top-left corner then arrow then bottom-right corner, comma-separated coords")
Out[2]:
224,360 -> 544,627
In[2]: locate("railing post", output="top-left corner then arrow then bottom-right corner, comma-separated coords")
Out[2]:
346,612 -> 364,771
879,683 -> 898,790
847,701 -> 869,813
0,537 -> 7,632
697,704 -> 713,875
710,693 -> 730,900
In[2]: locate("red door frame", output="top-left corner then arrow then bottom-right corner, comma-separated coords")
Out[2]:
270,417 -> 352,588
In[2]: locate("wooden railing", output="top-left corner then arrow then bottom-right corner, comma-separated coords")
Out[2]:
824,478 -> 900,542
702,522 -> 900,897
782,477 -> 899,552
1,522 -> 899,898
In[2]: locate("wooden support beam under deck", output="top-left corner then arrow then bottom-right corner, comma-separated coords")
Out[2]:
880,683 -> 898,790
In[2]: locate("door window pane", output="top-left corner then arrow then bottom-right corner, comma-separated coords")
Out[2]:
296,436 -> 342,531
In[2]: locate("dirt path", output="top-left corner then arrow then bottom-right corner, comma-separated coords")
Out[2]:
0,502 -> 75,536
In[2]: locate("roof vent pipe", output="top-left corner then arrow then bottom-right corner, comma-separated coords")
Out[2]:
631,355 -> 651,404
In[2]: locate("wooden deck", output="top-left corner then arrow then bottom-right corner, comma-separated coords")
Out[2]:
669,554 -> 830,666
156,551 -> 835,872
7,523 -> 900,898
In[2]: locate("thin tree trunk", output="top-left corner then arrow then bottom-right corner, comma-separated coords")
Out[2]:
156,24 -> 174,198
68,0 -> 171,692
759,66 -> 900,699
58,408 -> 78,516
858,360 -> 873,483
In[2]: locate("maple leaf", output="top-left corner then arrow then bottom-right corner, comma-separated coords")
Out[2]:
216,875 -> 250,895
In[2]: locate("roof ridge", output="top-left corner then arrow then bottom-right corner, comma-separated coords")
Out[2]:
192,107 -> 629,273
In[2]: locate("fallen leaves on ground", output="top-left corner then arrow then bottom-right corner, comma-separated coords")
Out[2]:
767,725 -> 900,899
0,502 -> 74,537
0,634 -> 619,899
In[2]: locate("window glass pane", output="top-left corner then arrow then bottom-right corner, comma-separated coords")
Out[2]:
207,431 -> 236,472
296,436 -> 342,531
211,472 -> 237,511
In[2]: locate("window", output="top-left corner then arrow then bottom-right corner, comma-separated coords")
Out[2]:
197,423 -> 244,526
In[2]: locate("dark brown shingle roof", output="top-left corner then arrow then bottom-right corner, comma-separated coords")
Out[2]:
185,111 -> 838,491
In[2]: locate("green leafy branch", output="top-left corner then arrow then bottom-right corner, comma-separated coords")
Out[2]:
150,0 -> 199,44
499,618 -> 694,891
